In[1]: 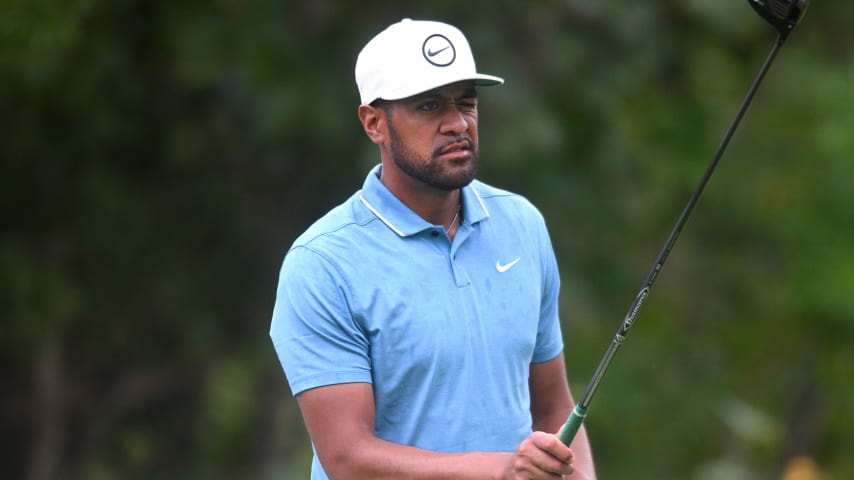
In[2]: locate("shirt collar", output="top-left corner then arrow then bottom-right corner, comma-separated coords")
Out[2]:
359,164 -> 490,237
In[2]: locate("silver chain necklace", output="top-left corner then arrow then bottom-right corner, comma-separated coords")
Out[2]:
444,203 -> 462,235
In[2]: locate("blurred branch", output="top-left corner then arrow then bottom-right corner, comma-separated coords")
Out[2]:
26,338 -> 63,480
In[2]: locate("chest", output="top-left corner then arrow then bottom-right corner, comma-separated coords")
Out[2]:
346,230 -> 545,378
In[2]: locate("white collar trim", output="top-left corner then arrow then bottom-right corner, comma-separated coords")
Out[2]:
470,185 -> 490,218
359,194 -> 405,237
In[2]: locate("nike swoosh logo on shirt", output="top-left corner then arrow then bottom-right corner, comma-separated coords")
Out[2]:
496,258 -> 521,273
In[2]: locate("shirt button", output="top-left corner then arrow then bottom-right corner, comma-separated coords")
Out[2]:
431,231 -> 439,237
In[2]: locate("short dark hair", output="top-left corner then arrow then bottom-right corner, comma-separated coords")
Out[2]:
370,98 -> 393,118
370,98 -> 392,109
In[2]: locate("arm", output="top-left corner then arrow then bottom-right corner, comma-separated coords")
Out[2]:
529,353 -> 596,480
296,382 -> 508,480
296,382 -> 575,480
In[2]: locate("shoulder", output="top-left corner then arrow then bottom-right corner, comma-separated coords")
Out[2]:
292,192 -> 369,245
284,191 -> 380,268
469,179 -> 547,226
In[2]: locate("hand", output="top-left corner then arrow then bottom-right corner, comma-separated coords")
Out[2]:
503,431 -> 574,479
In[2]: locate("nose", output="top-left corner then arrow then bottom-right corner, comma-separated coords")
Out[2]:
439,104 -> 470,135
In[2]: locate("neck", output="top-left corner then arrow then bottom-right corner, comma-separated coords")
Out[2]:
378,168 -> 463,226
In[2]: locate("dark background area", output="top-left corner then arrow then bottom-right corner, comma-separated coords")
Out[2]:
2,1 -> 852,479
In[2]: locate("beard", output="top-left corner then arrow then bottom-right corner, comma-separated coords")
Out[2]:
387,122 -> 479,191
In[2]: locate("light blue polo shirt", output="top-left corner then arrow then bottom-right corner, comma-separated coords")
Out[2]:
271,165 -> 564,478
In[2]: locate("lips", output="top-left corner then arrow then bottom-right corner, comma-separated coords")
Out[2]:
438,139 -> 472,156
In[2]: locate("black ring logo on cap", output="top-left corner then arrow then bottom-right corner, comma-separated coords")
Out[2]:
422,34 -> 456,67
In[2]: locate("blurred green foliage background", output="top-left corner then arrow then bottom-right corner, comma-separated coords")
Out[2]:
2,1 -> 852,479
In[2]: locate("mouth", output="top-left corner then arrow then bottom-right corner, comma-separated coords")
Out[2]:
436,139 -> 473,161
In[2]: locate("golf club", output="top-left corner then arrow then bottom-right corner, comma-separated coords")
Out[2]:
558,0 -> 810,446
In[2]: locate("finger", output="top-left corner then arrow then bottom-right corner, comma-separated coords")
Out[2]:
560,468 -> 578,480
532,432 -> 574,464
557,462 -> 576,479
522,433 -> 573,476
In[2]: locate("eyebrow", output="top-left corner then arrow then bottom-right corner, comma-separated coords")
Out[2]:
456,89 -> 478,100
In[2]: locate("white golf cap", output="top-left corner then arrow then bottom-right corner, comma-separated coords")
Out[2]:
355,18 -> 504,105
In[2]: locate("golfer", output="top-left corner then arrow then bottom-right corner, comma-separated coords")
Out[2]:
271,18 -> 596,480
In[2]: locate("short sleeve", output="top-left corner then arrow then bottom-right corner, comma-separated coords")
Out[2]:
532,213 -> 564,363
270,246 -> 372,396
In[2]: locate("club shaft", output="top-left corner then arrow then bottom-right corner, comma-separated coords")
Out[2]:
558,35 -> 784,446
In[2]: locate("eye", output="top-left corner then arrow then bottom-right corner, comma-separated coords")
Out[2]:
418,100 -> 441,112
457,101 -> 477,113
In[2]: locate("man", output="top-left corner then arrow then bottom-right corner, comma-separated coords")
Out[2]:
271,18 -> 595,479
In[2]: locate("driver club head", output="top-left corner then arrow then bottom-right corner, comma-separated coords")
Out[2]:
748,0 -> 810,41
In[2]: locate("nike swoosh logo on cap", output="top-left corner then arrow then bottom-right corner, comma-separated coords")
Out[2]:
496,258 -> 521,273
427,46 -> 450,57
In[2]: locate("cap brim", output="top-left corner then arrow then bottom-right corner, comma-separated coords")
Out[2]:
472,73 -> 504,87
378,73 -> 504,102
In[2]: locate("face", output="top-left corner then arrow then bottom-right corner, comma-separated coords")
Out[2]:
381,81 -> 480,191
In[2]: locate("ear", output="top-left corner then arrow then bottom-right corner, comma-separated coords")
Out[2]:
358,104 -> 387,145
